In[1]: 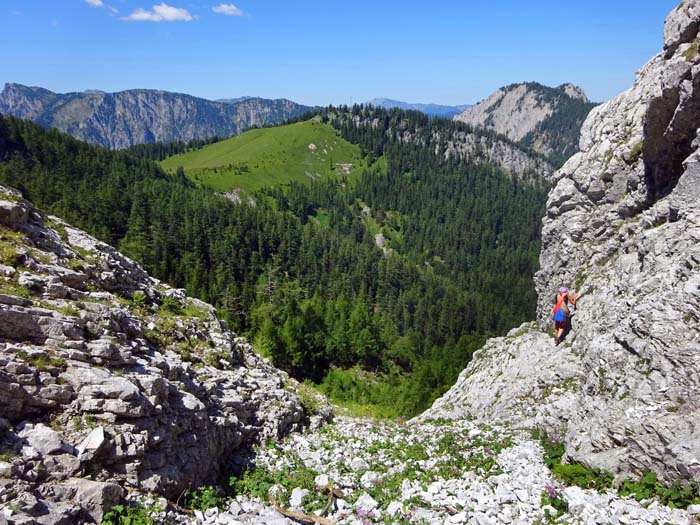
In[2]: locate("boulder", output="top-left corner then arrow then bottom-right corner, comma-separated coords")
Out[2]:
19,424 -> 67,456
0,200 -> 29,229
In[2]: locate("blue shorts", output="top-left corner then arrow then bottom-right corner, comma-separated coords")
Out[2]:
553,309 -> 566,322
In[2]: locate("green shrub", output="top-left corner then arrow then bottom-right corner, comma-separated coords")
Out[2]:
131,291 -> 147,308
627,141 -> 643,164
15,350 -> 66,371
552,463 -> 613,491
181,301 -> 209,320
296,380 -> 323,416
183,486 -> 224,511
619,472 -> 700,509
229,468 -> 277,500
229,463 -> 322,511
534,430 -> 612,491
160,295 -> 182,314
532,430 -> 565,468
101,503 -> 155,525
683,38 -> 698,61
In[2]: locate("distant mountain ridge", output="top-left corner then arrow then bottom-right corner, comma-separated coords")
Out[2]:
366,98 -> 471,118
0,83 -> 312,149
454,82 -> 597,167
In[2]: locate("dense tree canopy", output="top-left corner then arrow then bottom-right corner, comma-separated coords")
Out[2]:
0,111 -> 548,416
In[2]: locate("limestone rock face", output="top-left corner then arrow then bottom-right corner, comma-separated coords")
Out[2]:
0,185 -> 331,523
454,82 -> 595,165
426,1 -> 700,485
0,84 -> 312,149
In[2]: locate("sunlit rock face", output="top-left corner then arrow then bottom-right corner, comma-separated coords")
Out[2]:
426,0 -> 700,485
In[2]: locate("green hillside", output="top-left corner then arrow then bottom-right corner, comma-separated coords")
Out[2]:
0,109 -> 546,418
160,119 -> 367,193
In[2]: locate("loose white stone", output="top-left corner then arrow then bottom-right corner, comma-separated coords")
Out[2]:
288,487 -> 309,508
350,457 -> 369,471
354,492 -> 378,512
314,474 -> 330,489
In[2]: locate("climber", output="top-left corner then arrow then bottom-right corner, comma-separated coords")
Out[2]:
552,287 -> 577,345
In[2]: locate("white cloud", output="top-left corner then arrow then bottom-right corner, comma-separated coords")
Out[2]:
122,3 -> 193,22
212,3 -> 244,16
85,0 -> 118,13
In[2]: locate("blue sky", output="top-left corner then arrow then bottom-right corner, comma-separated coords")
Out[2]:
1,1 -> 680,106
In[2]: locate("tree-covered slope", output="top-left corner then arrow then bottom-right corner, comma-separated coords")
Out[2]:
0,111 -> 547,416
325,106 -> 554,181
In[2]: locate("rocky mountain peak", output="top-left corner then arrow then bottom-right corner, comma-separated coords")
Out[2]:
454,81 -> 596,166
426,0 -> 700,487
559,82 -> 590,102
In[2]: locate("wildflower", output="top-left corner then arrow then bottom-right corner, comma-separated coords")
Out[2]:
545,483 -> 559,499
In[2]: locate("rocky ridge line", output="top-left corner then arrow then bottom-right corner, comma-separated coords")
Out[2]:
0,84 -> 312,149
0,185 -> 331,524
426,0 -> 700,486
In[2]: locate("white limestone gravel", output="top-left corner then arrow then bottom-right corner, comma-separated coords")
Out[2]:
176,415 -> 691,525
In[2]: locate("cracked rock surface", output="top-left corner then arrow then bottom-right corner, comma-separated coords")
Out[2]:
426,0 -> 700,485
0,185 -> 331,524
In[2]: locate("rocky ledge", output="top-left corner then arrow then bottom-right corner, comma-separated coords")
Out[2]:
0,185 -> 331,524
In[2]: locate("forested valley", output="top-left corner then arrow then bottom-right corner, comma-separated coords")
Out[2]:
0,107 -> 548,416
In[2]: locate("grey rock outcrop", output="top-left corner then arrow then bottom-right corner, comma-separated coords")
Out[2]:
454,82 -> 597,166
0,185 -> 331,523
426,0 -> 700,486
0,84 -> 312,149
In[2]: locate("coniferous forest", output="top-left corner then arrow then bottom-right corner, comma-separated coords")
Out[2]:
0,109 -> 548,416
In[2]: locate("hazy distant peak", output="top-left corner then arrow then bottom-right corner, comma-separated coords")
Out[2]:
217,96 -> 254,104
366,97 -> 471,118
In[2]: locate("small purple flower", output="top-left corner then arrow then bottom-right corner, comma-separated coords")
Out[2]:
545,483 -> 559,499
357,509 -> 366,517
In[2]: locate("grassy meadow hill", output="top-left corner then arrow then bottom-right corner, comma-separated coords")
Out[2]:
160,119 -> 369,194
